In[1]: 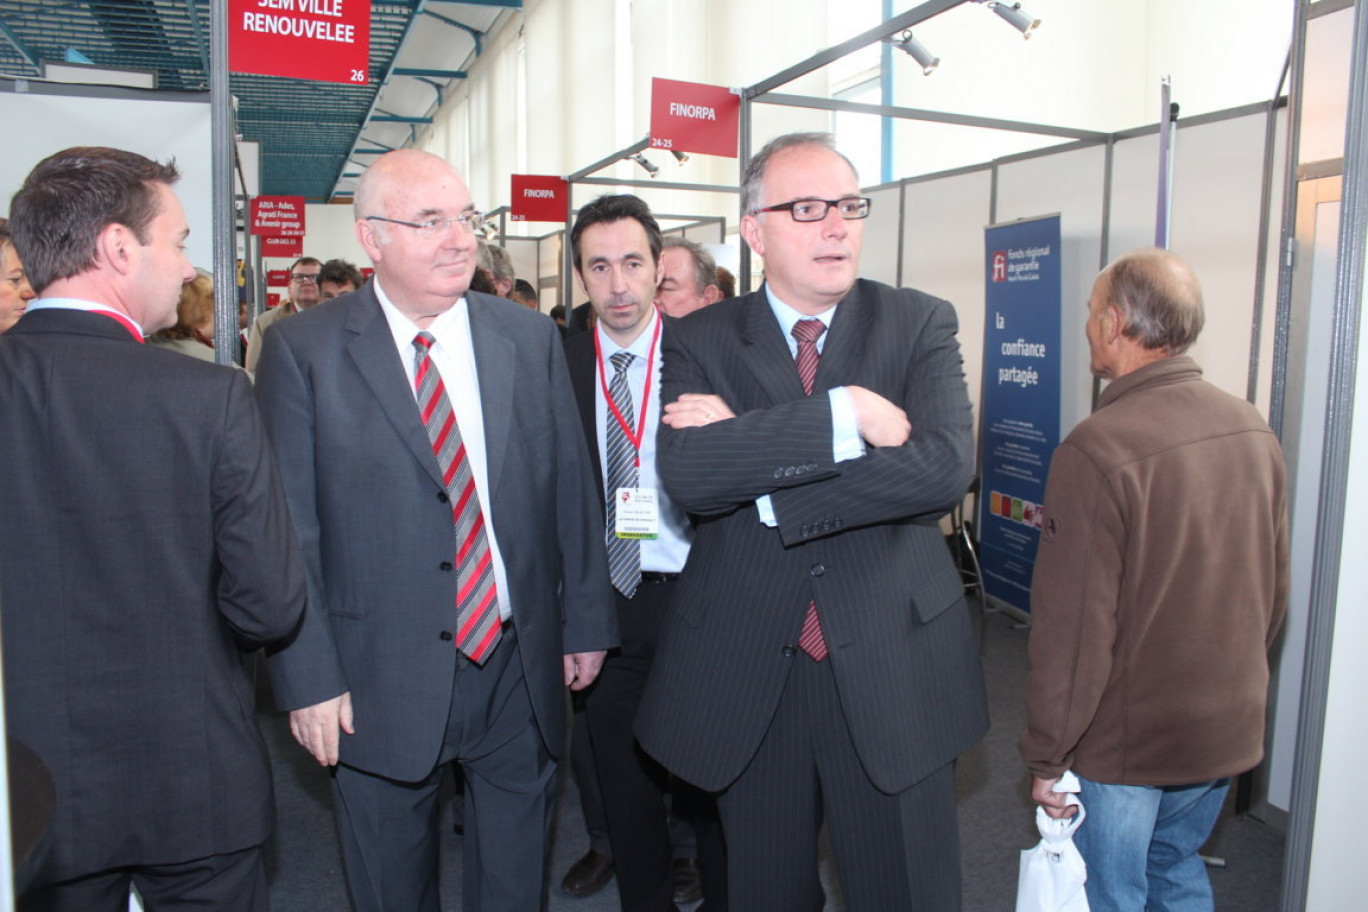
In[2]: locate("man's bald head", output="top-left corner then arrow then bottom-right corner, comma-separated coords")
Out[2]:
1100,248 -> 1205,356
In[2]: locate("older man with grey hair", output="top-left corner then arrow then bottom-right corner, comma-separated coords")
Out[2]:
654,237 -> 721,318
478,240 -> 516,299
1022,247 -> 1288,912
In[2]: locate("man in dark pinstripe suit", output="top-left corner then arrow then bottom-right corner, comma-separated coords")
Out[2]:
635,133 -> 988,911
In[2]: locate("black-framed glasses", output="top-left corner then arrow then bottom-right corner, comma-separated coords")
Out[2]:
365,210 -> 485,238
754,197 -> 871,222
290,272 -> 321,283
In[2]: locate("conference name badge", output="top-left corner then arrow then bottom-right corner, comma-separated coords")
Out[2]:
615,487 -> 660,540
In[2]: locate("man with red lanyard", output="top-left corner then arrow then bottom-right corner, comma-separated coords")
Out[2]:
564,194 -> 727,912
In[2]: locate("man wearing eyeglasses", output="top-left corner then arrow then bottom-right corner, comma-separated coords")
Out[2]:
254,148 -> 616,912
243,255 -> 321,373
636,132 -> 988,910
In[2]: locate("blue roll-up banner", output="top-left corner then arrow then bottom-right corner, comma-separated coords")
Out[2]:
978,216 -> 1061,613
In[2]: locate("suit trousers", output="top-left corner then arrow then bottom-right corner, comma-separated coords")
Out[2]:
585,578 -> 727,912
331,628 -> 557,912
18,845 -> 267,912
715,652 -> 961,912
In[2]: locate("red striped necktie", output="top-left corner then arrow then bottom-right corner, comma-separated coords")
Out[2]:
792,319 -> 828,662
414,331 -> 502,664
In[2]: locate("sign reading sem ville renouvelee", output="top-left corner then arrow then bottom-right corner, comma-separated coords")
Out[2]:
649,78 -> 739,158
510,175 -> 569,223
230,0 -> 370,86
978,216 -> 1061,614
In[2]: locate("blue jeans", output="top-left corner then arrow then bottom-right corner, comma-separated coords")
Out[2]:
1073,776 -> 1229,912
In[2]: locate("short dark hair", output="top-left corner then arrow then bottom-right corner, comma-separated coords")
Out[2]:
512,278 -> 537,299
715,266 -> 737,300
570,194 -> 662,273
741,132 -> 857,216
290,257 -> 322,274
661,237 -> 717,295
319,258 -> 363,289
1104,248 -> 1205,355
10,146 -> 180,292
0,217 -> 11,247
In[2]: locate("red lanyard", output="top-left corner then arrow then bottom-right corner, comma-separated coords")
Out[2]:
594,316 -> 661,470
94,309 -> 145,343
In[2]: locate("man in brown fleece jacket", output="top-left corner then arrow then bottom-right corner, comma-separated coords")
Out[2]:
1020,248 -> 1288,912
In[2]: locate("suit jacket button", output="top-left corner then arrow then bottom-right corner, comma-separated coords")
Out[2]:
782,645 -> 797,657
811,564 -> 825,577
439,630 -> 454,641
437,491 -> 449,503
795,466 -> 807,476
808,463 -> 818,471
821,520 -> 832,532
440,561 -> 453,572
773,468 -> 784,479
833,519 -> 843,529
784,466 -> 795,477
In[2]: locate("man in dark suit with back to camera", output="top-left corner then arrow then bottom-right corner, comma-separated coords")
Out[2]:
636,132 -> 988,911
564,194 -> 727,912
0,146 -> 306,911
254,148 -> 616,912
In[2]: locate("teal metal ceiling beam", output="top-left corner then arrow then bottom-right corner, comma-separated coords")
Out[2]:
183,0 -> 209,75
455,0 -> 522,7
422,9 -> 483,55
0,16 -> 40,69
392,67 -> 467,79
372,114 -> 433,123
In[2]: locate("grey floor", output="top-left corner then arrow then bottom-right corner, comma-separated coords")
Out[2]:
259,601 -> 1286,910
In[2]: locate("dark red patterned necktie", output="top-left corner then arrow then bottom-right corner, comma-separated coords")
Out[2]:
792,319 -> 828,662
414,332 -> 502,663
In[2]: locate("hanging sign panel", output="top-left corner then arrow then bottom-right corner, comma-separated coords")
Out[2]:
250,196 -> 306,237
230,0 -> 371,86
510,175 -> 569,222
978,215 -> 1062,614
261,235 -> 304,258
649,78 -> 739,158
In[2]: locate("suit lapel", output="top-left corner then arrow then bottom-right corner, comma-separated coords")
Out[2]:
468,295 -> 515,499
566,337 -> 605,498
813,280 -> 872,393
740,288 -> 807,405
344,290 -> 447,492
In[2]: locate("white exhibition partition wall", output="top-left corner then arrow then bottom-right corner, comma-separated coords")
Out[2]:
860,186 -> 901,287
0,84 -> 213,272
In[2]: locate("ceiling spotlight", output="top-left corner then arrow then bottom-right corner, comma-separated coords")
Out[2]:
985,1 -> 1040,38
892,30 -> 939,75
670,150 -> 690,165
629,153 -> 660,177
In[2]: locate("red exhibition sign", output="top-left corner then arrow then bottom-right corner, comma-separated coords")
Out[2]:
251,197 -> 306,237
229,0 -> 371,87
266,270 -> 291,287
510,175 -> 569,222
261,235 -> 304,258
649,78 -> 740,159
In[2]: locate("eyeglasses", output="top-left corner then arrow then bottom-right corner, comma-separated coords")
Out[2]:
753,197 -> 872,222
365,210 -> 485,238
290,272 -> 321,283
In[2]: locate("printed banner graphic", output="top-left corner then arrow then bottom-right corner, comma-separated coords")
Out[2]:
510,175 -> 569,222
230,0 -> 370,86
978,216 -> 1062,613
250,196 -> 306,237
649,78 -> 740,158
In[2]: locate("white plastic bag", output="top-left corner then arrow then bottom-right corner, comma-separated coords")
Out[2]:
1015,771 -> 1090,912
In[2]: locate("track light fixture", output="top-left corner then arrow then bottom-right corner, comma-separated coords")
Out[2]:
670,150 -> 690,165
629,153 -> 660,177
892,30 -> 939,75
984,1 -> 1040,39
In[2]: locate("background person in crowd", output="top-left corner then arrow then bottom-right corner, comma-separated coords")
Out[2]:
477,240 -> 516,298
254,148 -> 615,912
511,277 -> 540,310
714,266 -> 736,301
318,257 -> 364,300
244,255 -> 321,373
1022,248 -> 1289,912
0,145 -> 306,912
0,217 -> 36,332
148,269 -> 215,361
565,194 -> 727,912
636,132 -> 987,911
654,237 -> 721,319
